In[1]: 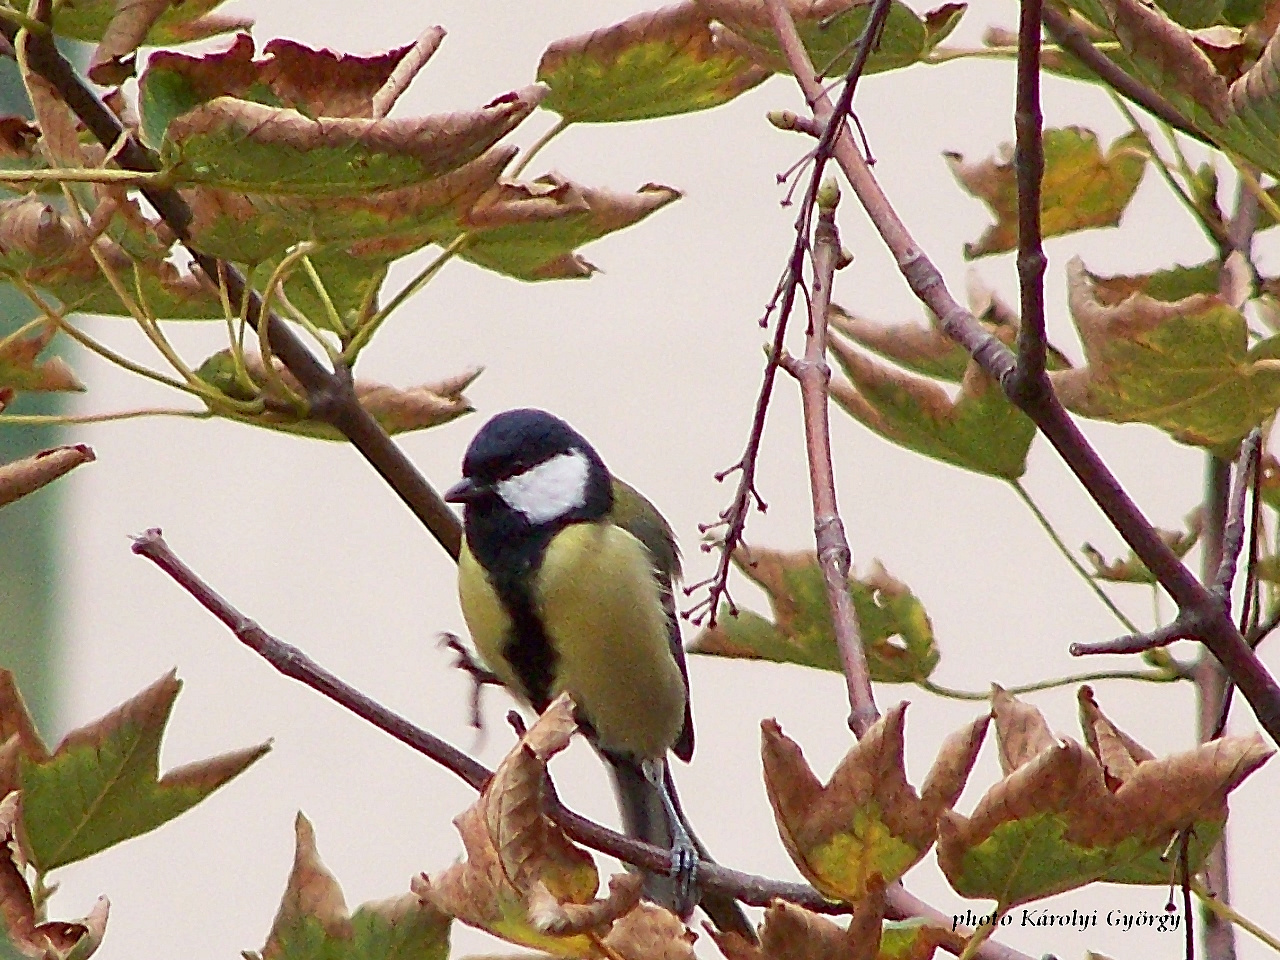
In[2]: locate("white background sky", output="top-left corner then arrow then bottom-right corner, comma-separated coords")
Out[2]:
14,0 -> 1280,957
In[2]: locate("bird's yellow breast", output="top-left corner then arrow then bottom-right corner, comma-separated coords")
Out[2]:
458,523 -> 686,760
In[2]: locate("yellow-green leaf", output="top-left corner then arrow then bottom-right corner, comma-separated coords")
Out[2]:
946,128 -> 1146,259
538,2 -> 768,122
1053,256 -> 1280,449
689,549 -> 939,683
829,334 -> 1035,480
19,671 -> 269,870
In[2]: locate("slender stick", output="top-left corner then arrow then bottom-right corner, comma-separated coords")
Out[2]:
692,0 -> 895,627
780,181 -> 876,735
1038,5 -> 1206,143
1012,0 -> 1048,394
761,0 -> 1280,745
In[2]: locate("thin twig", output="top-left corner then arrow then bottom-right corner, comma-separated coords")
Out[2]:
1215,430 -> 1262,598
1038,5 -> 1206,144
1011,0 -> 1048,394
3,21 -> 463,560
694,0 -> 894,627
762,0 -> 1280,746
780,181 -> 875,735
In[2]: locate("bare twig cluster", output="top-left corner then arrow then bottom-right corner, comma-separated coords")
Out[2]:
756,0 -> 1280,750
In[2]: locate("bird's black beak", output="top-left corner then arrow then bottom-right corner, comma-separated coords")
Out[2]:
444,477 -> 485,504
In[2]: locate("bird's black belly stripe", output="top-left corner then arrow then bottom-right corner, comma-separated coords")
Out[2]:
501,588 -> 556,712
464,505 -> 560,712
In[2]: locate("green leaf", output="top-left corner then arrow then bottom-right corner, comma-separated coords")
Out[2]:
946,128 -> 1147,259
1053,257 -> 1280,449
48,0 -> 248,46
1083,510 -> 1202,583
828,296 -> 1071,385
184,146 -> 514,264
689,549 -> 940,683
157,89 -> 540,197
538,1 -> 767,122
829,333 -> 1035,480
19,671 -> 269,870
703,0 -> 969,76
879,918 -> 953,959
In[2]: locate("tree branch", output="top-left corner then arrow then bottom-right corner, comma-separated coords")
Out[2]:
130,527 -> 1032,959
1012,0 -> 1048,395
1,20 -> 462,561
1038,5 -> 1206,144
778,181 -> 876,736
762,0 -> 1280,744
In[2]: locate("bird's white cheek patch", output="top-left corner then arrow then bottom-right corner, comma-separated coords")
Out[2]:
497,449 -> 590,523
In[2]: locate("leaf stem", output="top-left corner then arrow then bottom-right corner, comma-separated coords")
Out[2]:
1012,480 -> 1140,633
344,235 -> 467,362
919,668 -> 1175,701
0,167 -> 166,186
1195,881 -> 1280,950
1,407 -> 208,426
510,116 -> 569,179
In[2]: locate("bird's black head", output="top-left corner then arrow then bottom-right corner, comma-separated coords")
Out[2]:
446,409 -> 613,550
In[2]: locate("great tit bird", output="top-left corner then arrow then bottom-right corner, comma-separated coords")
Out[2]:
445,408 -> 752,939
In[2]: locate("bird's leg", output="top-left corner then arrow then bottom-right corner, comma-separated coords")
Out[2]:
641,758 -> 698,917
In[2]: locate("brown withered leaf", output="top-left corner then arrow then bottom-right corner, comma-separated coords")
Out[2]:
0,794 -> 110,960
195,350 -> 478,439
706,899 -> 886,960
0,117 -> 39,159
0,446 -> 95,511
458,174 -> 681,281
528,874 -> 644,938
0,324 -> 84,395
260,814 -> 352,959
252,817 -> 451,960
147,35 -> 436,120
89,0 -> 174,84
1097,0 -> 1230,123
0,197 -> 222,319
936,687 -> 1272,907
761,707 -> 987,903
419,696 -> 623,953
22,66 -> 86,171
946,128 -> 1146,258
0,675 -> 49,801
603,901 -> 696,960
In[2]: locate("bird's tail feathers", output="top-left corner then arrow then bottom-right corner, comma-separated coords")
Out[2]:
604,752 -> 755,942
